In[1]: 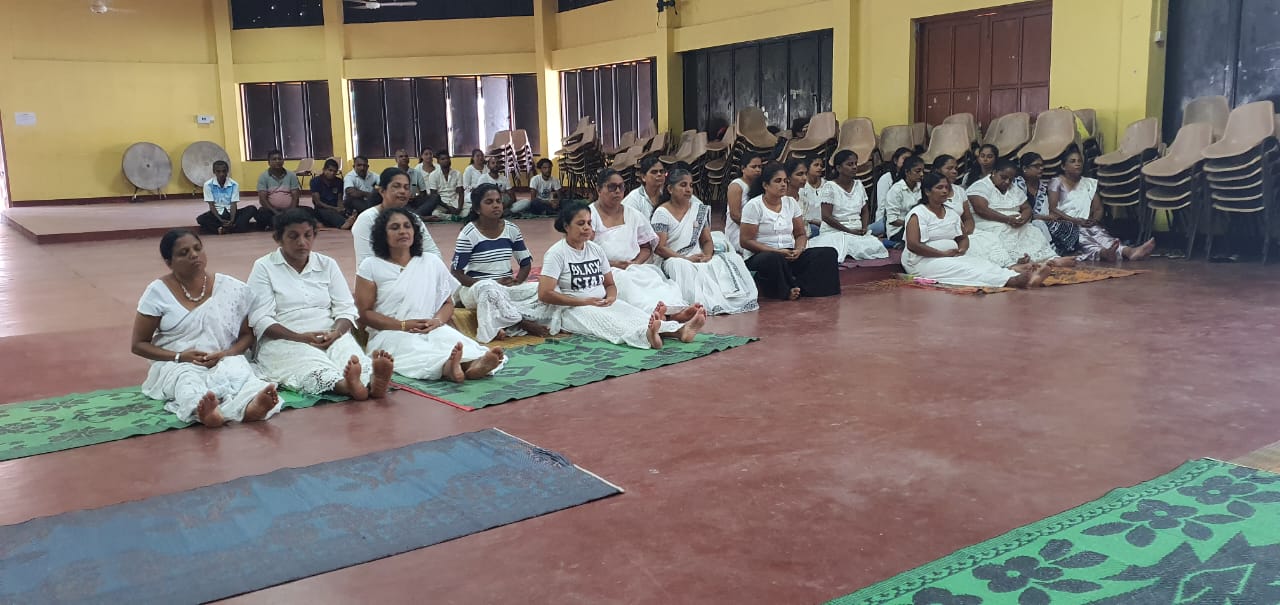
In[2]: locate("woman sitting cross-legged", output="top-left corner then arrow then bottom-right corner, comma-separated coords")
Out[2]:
248,209 -> 394,401
872,155 -> 926,247
590,169 -> 699,321
131,229 -> 281,427
807,150 -> 891,261
933,154 -> 1019,268
967,158 -> 1075,267
355,207 -> 506,383
904,172 -> 1050,289
1049,148 -> 1156,262
526,202 -> 707,349
651,169 -> 760,315
450,184 -> 551,343
740,161 -> 842,300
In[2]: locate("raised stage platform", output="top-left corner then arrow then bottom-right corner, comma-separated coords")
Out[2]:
3,199 -> 207,244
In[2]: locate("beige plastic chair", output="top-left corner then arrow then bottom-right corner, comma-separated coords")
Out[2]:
943,113 -> 978,144
706,124 -> 736,156
736,108 -> 778,150
910,123 -> 928,150
605,131 -> 638,157
1143,123 -> 1214,179
983,114 -> 1006,146
787,112 -> 838,156
830,117 -> 877,166
1095,118 -> 1160,168
921,124 -> 971,164
991,113 -> 1031,157
293,157 -> 315,177
1074,109 -> 1098,140
879,125 -> 913,158
1182,96 -> 1230,142
1018,109 -> 1075,160
660,130 -> 697,164
1203,100 -> 1276,162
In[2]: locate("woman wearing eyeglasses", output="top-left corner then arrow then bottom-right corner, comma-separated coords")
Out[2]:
591,169 -> 698,321
1016,152 -> 1077,256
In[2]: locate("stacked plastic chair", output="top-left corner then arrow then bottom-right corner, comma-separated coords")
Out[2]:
486,130 -> 518,184
942,113 -> 979,149
730,107 -> 782,167
1074,109 -> 1103,171
1018,109 -> 1077,178
604,131 -> 638,165
1142,122 -> 1215,256
511,129 -> 535,176
1094,118 -> 1161,234
879,125 -> 912,161
909,123 -> 928,153
659,130 -> 698,168
827,117 -> 879,192
921,124 -> 974,177
613,132 -> 666,190
701,125 -> 736,205
1184,96 -> 1230,142
1202,100 -> 1278,263
780,112 -> 838,163
556,121 -> 603,199
986,112 -> 1032,160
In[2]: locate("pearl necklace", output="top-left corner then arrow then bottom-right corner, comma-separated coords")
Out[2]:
179,273 -> 208,302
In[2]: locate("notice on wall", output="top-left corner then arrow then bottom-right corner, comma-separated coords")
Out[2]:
14,112 -> 36,126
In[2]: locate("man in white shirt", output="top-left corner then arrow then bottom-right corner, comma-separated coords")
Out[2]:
197,160 -> 258,234
352,167 -> 442,269
343,156 -> 380,220
526,157 -> 561,215
475,155 -> 512,216
425,154 -> 465,218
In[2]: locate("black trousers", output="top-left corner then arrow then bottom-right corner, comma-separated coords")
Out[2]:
745,248 -> 841,299
314,206 -> 347,228
197,208 -> 256,234
254,205 -> 282,231
344,195 -> 378,216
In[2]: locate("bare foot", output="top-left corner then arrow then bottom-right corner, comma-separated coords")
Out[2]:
652,301 -> 667,318
493,329 -> 509,341
1028,264 -> 1052,288
343,355 -> 369,401
340,215 -> 356,230
789,287 -> 802,300
518,319 -> 552,337
1017,254 -> 1032,265
1010,263 -> 1036,274
464,347 -> 505,379
1047,256 -> 1077,268
1124,238 -> 1157,261
443,343 -> 466,383
243,384 -> 279,422
1100,240 -> 1121,262
196,391 -> 226,427
668,303 -> 702,322
677,307 -> 708,343
646,316 -> 664,349
368,350 -> 394,399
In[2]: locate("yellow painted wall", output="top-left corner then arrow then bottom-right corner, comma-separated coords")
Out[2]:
0,0 -> 225,202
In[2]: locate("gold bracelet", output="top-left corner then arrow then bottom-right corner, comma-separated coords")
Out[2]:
400,320 -> 406,331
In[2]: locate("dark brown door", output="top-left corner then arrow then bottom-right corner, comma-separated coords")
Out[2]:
916,1 -> 1052,130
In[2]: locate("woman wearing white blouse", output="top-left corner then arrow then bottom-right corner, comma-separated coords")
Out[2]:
967,158 -> 1074,266
808,150 -> 890,261
248,209 -> 394,400
462,149 -> 487,209
739,161 -> 841,300
621,156 -> 667,219
873,155 -> 926,246
724,155 -> 763,254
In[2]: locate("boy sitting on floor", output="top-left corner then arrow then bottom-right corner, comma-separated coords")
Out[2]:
197,160 -> 257,235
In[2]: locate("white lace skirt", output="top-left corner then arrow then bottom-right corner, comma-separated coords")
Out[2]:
662,254 -> 759,316
458,280 -> 539,342
367,325 -> 501,380
612,264 -> 689,314
256,334 -> 372,395
143,355 -> 279,423
525,299 -> 680,349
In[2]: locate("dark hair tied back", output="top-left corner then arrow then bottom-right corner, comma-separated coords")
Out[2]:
555,201 -> 591,234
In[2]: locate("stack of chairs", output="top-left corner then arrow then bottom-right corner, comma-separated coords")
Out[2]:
985,112 -> 1032,160
604,131 -> 638,165
511,129 -> 535,176
910,122 -> 928,154
1018,109 -> 1077,178
730,108 -> 781,167
1202,100 -> 1278,263
702,125 -> 736,205
829,117 -> 879,192
1095,118 -> 1160,234
556,121 -> 603,199
942,113 -> 979,150
879,125 -> 912,160
613,132 -> 667,190
1142,122 -> 1215,257
661,130 -> 711,192
1074,109 -> 1103,171
921,123 -> 974,177
486,130 -> 518,184
1183,95 -> 1230,142
780,112 -> 838,163
659,130 -> 698,168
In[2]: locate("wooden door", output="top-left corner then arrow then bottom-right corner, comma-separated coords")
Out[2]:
916,1 -> 1052,131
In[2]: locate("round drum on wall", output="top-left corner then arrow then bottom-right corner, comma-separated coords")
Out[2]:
181,141 -> 231,188
121,142 -> 173,192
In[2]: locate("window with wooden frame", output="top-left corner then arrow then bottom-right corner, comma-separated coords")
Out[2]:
560,59 -> 657,149
240,81 -> 334,161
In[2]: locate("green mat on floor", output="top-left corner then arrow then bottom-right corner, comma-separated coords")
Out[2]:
393,333 -> 756,410
829,458 -> 1280,605
0,389 -> 346,462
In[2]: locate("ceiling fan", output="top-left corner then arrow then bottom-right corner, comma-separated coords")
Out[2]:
89,0 -> 134,14
344,0 -> 418,8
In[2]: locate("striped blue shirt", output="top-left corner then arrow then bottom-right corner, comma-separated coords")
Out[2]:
451,221 -> 532,280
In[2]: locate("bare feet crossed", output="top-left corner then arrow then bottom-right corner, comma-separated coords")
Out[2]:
196,391 -> 226,427
243,384 -> 279,422
369,350 -> 394,399
464,347 -> 505,379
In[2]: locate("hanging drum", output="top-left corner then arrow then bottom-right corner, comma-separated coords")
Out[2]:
181,141 -> 231,191
122,142 -> 173,201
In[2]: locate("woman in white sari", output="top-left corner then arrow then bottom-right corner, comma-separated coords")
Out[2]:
932,154 -> 1019,268
905,173 -> 1050,289
527,201 -> 707,349
590,169 -> 701,322
450,184 -> 550,342
248,209 -> 394,400
1049,149 -> 1156,262
621,156 -> 667,219
354,206 -> 506,383
651,169 -> 759,316
967,158 -> 1074,267
131,229 -> 281,427
808,150 -> 892,261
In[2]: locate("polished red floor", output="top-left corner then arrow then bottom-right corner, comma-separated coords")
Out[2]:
1,219 -> 1279,604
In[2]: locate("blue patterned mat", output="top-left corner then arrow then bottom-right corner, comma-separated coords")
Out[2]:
0,428 -> 622,604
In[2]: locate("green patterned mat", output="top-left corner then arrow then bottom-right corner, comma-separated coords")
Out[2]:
394,333 -> 756,410
830,458 -> 1280,605
0,389 -> 345,462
